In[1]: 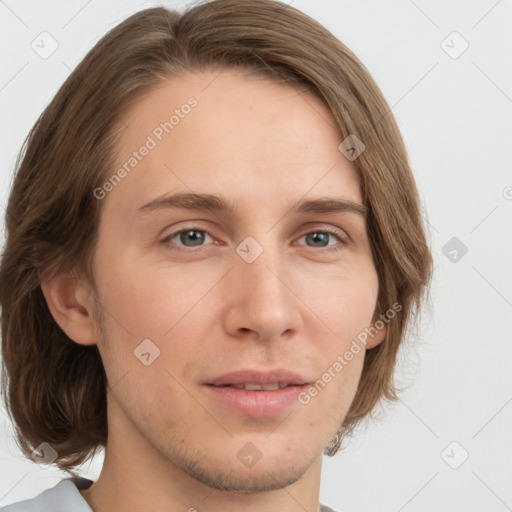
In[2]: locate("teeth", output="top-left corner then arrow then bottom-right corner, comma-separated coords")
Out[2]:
230,382 -> 289,391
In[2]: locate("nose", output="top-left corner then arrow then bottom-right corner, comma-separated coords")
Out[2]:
222,243 -> 302,342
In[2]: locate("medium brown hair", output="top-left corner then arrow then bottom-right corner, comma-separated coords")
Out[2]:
0,0 -> 432,474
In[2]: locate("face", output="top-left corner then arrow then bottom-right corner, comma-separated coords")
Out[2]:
83,69 -> 382,492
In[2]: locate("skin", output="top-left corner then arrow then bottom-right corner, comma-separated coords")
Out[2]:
42,69 -> 386,512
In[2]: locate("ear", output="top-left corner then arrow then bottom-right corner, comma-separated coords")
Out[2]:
364,310 -> 388,350
40,272 -> 98,346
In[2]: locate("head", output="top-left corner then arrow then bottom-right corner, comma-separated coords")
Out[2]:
0,0 -> 432,484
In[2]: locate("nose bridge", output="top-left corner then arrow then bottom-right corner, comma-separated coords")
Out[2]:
243,245 -> 285,300
224,238 -> 301,340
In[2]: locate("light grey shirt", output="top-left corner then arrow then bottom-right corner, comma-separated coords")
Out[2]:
0,477 -> 341,512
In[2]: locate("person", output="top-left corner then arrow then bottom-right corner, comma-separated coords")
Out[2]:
0,1 -> 432,511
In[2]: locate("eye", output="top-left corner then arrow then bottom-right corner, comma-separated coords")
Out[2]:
162,228 -> 215,251
296,229 -> 347,252
161,226 -> 348,253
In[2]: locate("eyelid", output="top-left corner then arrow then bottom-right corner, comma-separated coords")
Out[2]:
296,222 -> 350,242
161,221 -> 350,254
160,222 -> 217,252
294,228 -> 349,255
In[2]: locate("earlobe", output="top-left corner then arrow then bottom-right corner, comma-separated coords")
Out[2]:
364,315 -> 387,350
40,272 -> 97,346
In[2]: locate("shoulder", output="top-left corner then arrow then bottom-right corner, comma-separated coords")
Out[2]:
0,477 -> 94,512
3,480 -> 338,512
320,504 -> 342,512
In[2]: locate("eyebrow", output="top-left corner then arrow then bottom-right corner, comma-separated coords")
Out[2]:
136,192 -> 367,218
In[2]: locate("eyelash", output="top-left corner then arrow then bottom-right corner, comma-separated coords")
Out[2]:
160,225 -> 349,254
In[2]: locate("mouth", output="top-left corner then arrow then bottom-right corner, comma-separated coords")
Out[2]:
204,368 -> 310,387
207,382 -> 304,391
201,368 -> 312,417
201,382 -> 310,417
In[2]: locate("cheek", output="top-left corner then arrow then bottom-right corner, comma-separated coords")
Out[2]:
297,348 -> 365,441
305,264 -> 379,343
93,249 -> 211,340
91,255 -> 217,392
293,267 -> 377,411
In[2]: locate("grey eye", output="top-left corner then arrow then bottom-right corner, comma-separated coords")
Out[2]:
172,229 -> 211,247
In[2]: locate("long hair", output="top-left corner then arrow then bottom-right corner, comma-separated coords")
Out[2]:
0,0 -> 432,473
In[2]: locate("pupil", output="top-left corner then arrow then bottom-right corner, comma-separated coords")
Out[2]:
307,232 -> 328,247
181,230 -> 205,246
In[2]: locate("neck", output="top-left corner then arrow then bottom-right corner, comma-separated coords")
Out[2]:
80,398 -> 324,512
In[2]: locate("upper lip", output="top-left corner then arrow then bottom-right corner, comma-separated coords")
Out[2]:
204,369 -> 310,386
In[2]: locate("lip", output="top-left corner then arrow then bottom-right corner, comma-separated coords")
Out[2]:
202,368 -> 311,417
201,383 -> 308,417
204,368 -> 309,386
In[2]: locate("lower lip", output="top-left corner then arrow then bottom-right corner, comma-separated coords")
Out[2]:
201,384 -> 307,417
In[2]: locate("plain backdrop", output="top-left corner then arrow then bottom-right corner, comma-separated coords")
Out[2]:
1,1 -> 511,511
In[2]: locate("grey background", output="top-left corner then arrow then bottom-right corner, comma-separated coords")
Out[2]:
1,0 -> 511,510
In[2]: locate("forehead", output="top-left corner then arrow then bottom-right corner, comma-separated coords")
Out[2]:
102,69 -> 362,220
